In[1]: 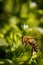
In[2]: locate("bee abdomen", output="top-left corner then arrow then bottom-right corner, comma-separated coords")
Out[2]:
31,41 -> 38,52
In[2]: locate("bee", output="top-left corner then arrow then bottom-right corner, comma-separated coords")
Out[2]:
22,36 -> 38,52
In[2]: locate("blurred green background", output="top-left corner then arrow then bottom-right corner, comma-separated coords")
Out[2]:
0,0 -> 43,65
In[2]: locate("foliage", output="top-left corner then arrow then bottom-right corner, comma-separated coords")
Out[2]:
0,0 -> 43,65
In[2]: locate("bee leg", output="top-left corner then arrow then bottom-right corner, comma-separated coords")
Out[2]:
32,47 -> 36,55
32,47 -> 34,54
25,43 -> 27,46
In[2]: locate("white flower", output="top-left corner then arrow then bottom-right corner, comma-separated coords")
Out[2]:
24,24 -> 28,29
30,2 -> 37,8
